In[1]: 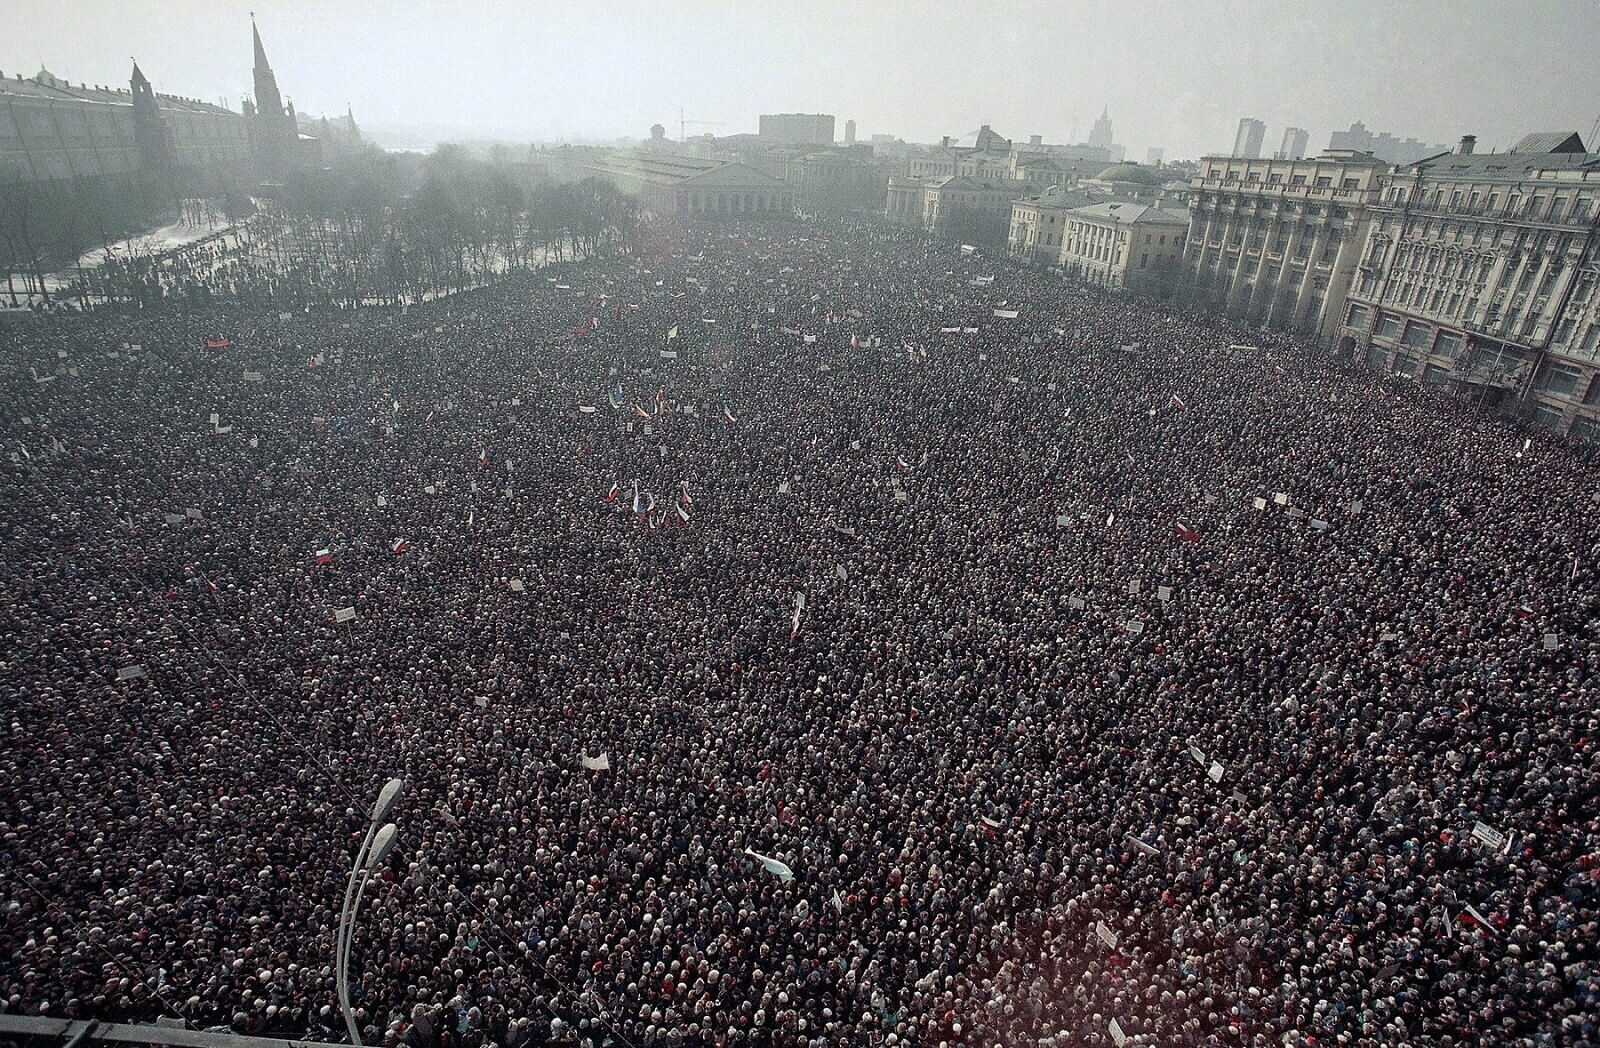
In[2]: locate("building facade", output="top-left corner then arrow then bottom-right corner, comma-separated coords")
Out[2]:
887,173 -> 1034,247
758,114 -> 835,148
0,65 -> 249,184
1060,202 -> 1188,292
1182,150 -> 1387,342
1338,132 -> 1600,438
783,149 -> 889,212
1233,118 -> 1266,159
557,148 -> 792,217
1007,185 -> 1111,263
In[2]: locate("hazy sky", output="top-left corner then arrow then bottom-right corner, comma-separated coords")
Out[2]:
7,0 -> 1599,159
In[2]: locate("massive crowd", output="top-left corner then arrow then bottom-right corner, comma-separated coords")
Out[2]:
2,215 -> 1598,1048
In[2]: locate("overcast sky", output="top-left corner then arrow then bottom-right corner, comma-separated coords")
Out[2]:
7,0 -> 1598,159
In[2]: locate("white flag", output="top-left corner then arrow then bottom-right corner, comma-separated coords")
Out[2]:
744,847 -> 794,881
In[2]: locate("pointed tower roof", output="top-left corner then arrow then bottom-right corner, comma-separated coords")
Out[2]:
252,13 -> 270,70
130,60 -> 149,87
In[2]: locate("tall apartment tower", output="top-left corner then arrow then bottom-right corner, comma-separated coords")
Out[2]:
1276,126 -> 1309,161
1233,118 -> 1265,158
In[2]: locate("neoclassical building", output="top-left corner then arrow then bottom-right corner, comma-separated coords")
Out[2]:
1182,149 -> 1388,342
1060,201 -> 1189,293
1339,132 -> 1600,438
887,173 -> 1035,247
558,148 -> 793,217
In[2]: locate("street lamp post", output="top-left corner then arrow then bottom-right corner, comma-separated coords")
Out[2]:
336,777 -> 404,1046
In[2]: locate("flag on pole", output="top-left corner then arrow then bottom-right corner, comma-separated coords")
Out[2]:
675,502 -> 690,525
314,548 -> 333,566
606,481 -> 620,503
1169,393 -> 1187,410
680,480 -> 693,506
667,325 -> 679,341
722,406 -> 737,425
391,538 -> 409,554
1174,521 -> 1201,543
743,848 -> 794,881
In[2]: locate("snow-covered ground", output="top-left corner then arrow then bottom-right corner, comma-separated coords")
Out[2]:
36,217 -> 239,296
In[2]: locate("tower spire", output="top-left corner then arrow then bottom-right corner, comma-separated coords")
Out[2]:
251,12 -> 269,70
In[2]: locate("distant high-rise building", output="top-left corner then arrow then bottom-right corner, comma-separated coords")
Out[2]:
758,113 -> 835,147
844,119 -> 856,145
1275,127 -> 1309,161
1087,107 -> 1114,150
1327,121 -> 1448,166
1232,118 -> 1265,158
1146,147 -> 1165,167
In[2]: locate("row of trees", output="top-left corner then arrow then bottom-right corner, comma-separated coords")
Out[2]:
6,141 -> 644,310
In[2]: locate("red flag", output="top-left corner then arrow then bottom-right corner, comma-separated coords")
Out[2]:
314,548 -> 333,566
1169,393 -> 1187,410
606,481 -> 620,503
1174,521 -> 1201,543
205,337 -> 230,349
391,538 -> 409,555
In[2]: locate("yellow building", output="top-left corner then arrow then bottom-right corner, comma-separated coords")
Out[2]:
1060,202 -> 1189,293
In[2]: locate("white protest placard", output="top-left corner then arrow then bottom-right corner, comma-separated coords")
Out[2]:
1470,821 -> 1506,851
509,578 -> 525,592
580,753 -> 611,772
1127,579 -> 1142,596
1056,514 -> 1071,527
1463,903 -> 1499,936
1349,499 -> 1364,513
1126,835 -> 1159,857
578,405 -> 598,414
208,413 -> 220,425
1125,620 -> 1145,635
423,485 -> 436,495
660,349 -> 678,359
1543,633 -> 1559,650
334,607 -> 357,623
1231,790 -> 1248,805
376,495 -> 387,507
1252,497 -> 1268,511
164,512 -> 185,524
1094,920 -> 1119,949
1310,518 -> 1330,531
279,312 -> 292,321
778,480 -> 791,494
1273,492 -> 1289,506
185,508 -> 202,519
243,370 -> 263,382
992,308 -> 1020,319
1286,506 -> 1307,520
214,425 -> 233,434
474,696 -> 489,708
1379,631 -> 1400,642
1068,596 -> 1086,610
116,665 -> 148,681
1208,761 -> 1225,784
1109,1019 -> 1128,1047
1157,585 -> 1173,602
1188,744 -> 1207,766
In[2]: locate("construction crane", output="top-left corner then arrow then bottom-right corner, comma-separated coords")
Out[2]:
679,108 -> 726,142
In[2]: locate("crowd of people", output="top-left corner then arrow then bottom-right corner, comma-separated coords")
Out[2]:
2,213 -> 1597,1048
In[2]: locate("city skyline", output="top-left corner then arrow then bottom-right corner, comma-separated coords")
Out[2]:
5,0 -> 1597,160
